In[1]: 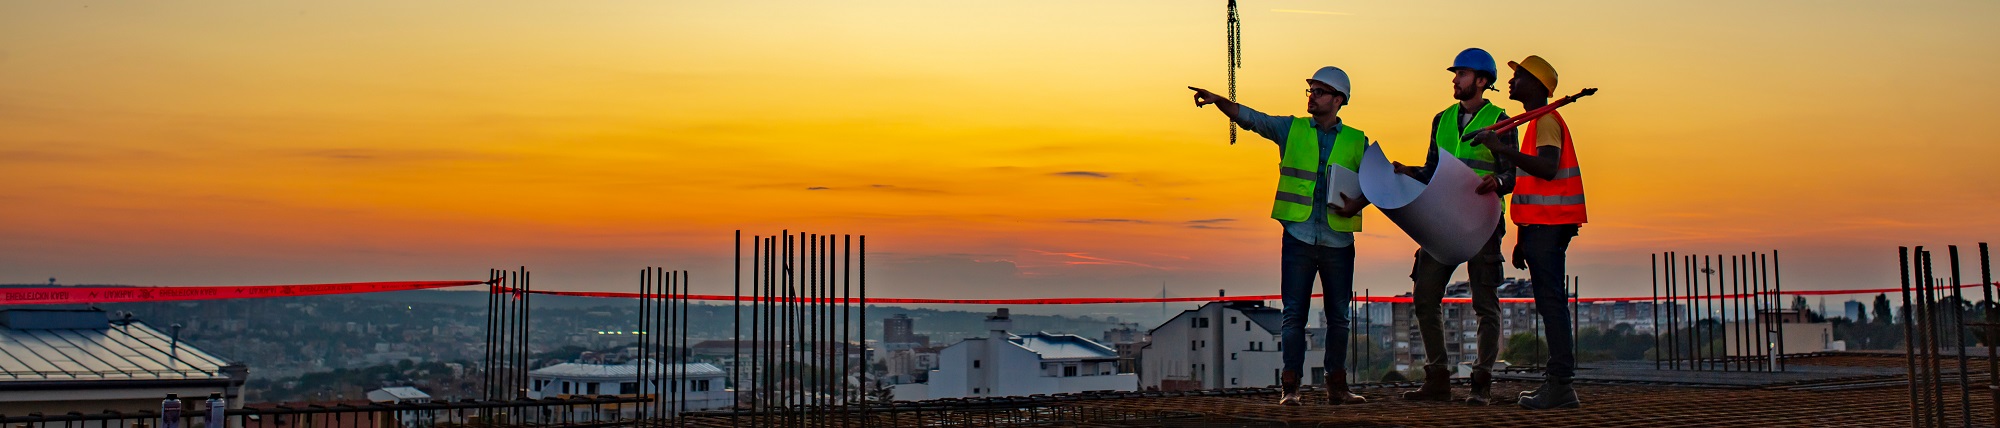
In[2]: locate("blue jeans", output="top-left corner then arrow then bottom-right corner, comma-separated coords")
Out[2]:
1518,224 -> 1580,378
1281,234 -> 1355,376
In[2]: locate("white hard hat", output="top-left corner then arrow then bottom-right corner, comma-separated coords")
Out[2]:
1307,66 -> 1352,103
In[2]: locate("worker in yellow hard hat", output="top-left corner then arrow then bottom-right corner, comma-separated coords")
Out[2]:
1470,54 -> 1588,410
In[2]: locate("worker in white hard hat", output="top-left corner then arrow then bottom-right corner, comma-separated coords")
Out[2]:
1189,66 -> 1373,406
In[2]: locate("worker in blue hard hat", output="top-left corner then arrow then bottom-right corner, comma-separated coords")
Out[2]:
1394,47 -> 1519,406
1188,66 -> 1373,407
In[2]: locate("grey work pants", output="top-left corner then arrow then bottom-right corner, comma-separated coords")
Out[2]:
1411,217 -> 1506,374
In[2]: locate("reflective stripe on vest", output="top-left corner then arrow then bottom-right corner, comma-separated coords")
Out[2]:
1512,194 -> 1585,205
1510,111 -> 1588,225
1271,117 -> 1368,232
1433,103 -> 1506,177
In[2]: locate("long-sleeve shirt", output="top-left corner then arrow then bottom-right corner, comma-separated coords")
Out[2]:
1236,105 -> 1353,248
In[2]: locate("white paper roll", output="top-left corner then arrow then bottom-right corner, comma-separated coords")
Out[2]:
1358,143 -> 1502,266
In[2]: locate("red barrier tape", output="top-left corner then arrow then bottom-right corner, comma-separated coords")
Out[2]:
3,279 -> 1981,306
502,282 -> 1998,305
0,280 -> 491,305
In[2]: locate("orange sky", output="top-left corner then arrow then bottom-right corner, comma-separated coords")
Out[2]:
2,1 -> 1997,306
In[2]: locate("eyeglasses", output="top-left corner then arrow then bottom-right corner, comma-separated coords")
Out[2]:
1307,88 -> 1344,98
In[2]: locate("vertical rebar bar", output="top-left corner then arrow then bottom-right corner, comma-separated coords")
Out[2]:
1902,247 -> 1919,425
1680,252 -> 1696,370
1653,253 -> 1661,370
684,270 -> 693,425
1951,245 -> 1971,428
1730,255 -> 1741,370
522,268 -> 532,401
860,234 -> 869,428
1761,252 -> 1772,372
484,269 -> 497,403
843,234 -> 854,426
1668,252 -> 1679,370
751,236 -> 764,417
640,268 -> 651,419
764,236 -> 772,416
1981,242 -> 1996,425
1925,249 -> 1944,426
1704,256 -> 1720,370
1773,250 -> 1785,372
734,232 -> 743,426
670,267 -> 680,421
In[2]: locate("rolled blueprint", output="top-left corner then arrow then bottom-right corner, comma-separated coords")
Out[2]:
1358,143 -> 1502,266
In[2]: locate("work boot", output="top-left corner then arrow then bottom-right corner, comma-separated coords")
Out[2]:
1325,373 -> 1367,405
1465,371 -> 1492,406
1518,377 -> 1580,410
1400,366 -> 1453,401
1278,370 -> 1303,406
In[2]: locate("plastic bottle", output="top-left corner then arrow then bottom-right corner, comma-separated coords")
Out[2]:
160,393 -> 182,428
205,392 -> 226,428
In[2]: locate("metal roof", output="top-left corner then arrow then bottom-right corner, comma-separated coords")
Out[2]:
1010,332 -> 1117,360
369,386 -> 431,400
529,361 -> 725,380
0,319 -> 231,382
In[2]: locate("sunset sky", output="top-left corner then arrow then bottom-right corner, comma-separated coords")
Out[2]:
3,1 -> 1997,312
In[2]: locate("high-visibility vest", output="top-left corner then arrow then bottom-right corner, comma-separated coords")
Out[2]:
1511,111 -> 1587,224
1272,117 -> 1368,232
1433,102 -> 1506,177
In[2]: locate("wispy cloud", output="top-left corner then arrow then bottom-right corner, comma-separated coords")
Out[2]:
868,184 -> 947,194
806,186 -> 830,190
1184,218 -> 1238,230
1271,9 -> 1354,16
1027,249 -> 1166,270
1052,171 -> 1113,179
1066,218 -> 1151,224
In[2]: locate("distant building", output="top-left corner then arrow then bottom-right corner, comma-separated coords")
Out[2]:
883,346 -> 941,385
0,309 -> 248,419
1102,323 -> 1145,344
1140,301 -> 1316,391
366,386 -> 434,428
527,360 -> 731,417
1724,309 -> 1839,356
883,314 -> 929,347
1845,300 -> 1867,321
900,309 -> 1135,400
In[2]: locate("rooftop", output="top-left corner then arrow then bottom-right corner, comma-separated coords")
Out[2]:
0,309 -> 232,382
529,360 -> 724,379
1009,332 -> 1117,360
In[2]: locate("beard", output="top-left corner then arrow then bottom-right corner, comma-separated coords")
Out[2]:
1307,102 -> 1331,115
1453,84 -> 1478,101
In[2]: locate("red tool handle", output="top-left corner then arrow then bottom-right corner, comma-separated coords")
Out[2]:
1464,88 -> 1597,144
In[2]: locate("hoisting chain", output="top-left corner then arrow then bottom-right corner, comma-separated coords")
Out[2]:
1226,0 -> 1242,144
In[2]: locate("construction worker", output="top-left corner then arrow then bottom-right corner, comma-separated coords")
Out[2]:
1470,55 -> 1586,410
1188,66 -> 1371,407
1395,47 -> 1517,406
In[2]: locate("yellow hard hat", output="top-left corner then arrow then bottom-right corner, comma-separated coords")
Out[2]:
1507,55 -> 1558,94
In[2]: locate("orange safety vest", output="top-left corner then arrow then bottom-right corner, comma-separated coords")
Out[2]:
1510,111 -> 1587,224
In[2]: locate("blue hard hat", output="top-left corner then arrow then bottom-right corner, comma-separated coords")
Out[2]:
1447,48 -> 1498,77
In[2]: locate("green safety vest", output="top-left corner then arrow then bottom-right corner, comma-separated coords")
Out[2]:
1433,102 -> 1506,177
1271,117 -> 1367,232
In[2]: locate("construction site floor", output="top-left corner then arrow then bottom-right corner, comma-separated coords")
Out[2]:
677,353 -> 1993,427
